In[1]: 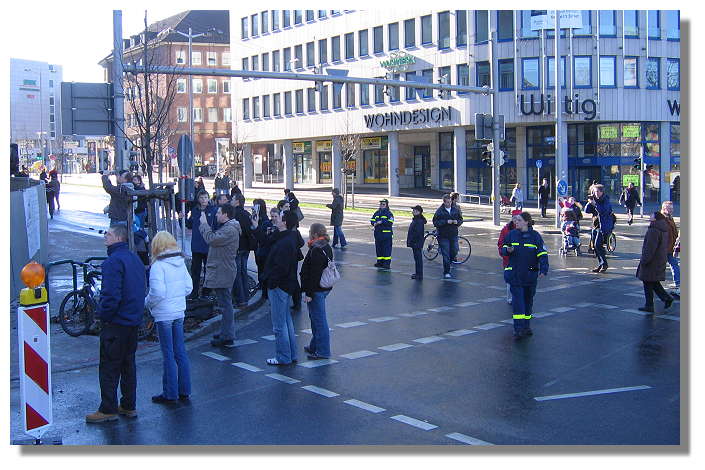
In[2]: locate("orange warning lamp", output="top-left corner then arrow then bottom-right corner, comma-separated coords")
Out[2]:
20,261 -> 45,289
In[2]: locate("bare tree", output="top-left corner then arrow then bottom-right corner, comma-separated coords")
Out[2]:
338,115 -> 362,208
220,113 -> 251,188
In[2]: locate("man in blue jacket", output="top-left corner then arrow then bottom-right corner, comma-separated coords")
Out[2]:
584,184 -> 615,273
432,194 -> 464,278
86,224 -> 146,423
370,199 -> 394,269
185,190 -> 217,299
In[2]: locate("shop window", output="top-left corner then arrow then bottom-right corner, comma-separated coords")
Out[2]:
522,57 -> 539,89
573,56 -> 592,88
388,22 -> 399,50
439,132 -> 454,191
644,123 -> 660,157
646,57 -> 660,89
667,59 -> 680,91
599,56 -> 616,88
599,10 -> 616,36
499,60 -> 514,91
456,10 -> 467,46
475,10 -> 488,43
438,11 -> 450,49
404,19 -> 415,48
547,56 -> 566,89
624,10 -> 638,37
624,57 -> 639,88
497,10 -> 514,41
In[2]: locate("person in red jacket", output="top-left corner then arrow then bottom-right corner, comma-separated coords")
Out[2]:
498,210 -> 523,304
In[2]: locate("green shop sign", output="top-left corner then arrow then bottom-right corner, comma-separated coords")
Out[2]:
380,51 -> 416,72
622,125 -> 641,138
622,174 -> 640,186
599,126 -> 618,139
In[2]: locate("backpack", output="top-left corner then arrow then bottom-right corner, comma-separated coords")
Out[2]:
318,248 -> 340,289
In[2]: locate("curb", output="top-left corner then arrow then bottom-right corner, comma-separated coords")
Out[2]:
183,289 -> 267,343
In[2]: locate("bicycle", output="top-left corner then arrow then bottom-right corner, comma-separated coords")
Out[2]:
59,262 -> 154,339
422,229 -> 472,264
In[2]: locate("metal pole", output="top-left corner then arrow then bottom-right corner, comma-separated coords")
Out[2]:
489,30 -> 500,226
112,10 -> 126,171
188,28 -> 194,180
640,145 -> 645,218
554,10 -> 564,229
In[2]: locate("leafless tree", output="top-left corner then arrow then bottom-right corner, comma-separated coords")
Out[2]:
220,113 -> 251,188
337,115 -> 362,208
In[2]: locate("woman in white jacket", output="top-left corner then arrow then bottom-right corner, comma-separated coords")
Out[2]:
511,183 -> 524,211
145,231 -> 193,404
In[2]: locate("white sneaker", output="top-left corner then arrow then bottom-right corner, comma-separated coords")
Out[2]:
443,273 -> 452,279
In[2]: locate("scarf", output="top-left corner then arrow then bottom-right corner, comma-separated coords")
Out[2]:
307,236 -> 327,247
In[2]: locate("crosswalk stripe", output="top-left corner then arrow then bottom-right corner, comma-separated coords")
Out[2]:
231,362 -> 263,372
446,432 -> 494,446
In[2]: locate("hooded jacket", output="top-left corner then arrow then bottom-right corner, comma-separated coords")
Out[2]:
406,214 -> 427,249
501,228 -> 549,286
98,242 -> 146,326
300,238 -> 334,297
636,218 -> 670,282
144,250 -> 193,321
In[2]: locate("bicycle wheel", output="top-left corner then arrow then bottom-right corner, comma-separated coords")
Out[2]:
607,233 -> 617,253
59,290 -> 91,337
456,237 -> 472,264
422,233 -> 440,261
138,308 -> 155,340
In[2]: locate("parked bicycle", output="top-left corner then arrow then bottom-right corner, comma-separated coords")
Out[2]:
58,262 -> 154,339
422,229 -> 472,263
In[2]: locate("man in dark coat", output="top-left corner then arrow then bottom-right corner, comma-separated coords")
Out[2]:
101,170 -> 132,225
86,224 -> 146,423
232,194 -> 256,309
538,178 -> 550,218
326,188 -> 346,248
636,212 -> 674,313
407,205 -> 426,280
584,184 -> 615,273
432,194 -> 463,278
619,182 -> 641,225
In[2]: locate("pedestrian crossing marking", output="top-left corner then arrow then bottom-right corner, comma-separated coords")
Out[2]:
302,385 -> 340,397
592,304 -> 619,310
534,385 -> 652,401
231,362 -> 263,372
445,329 -> 478,337
378,343 -> 414,352
550,307 -> 575,313
474,323 -> 505,330
202,352 -> 229,361
574,302 -> 595,308
532,312 -> 556,319
344,399 -> 386,413
265,373 -> 300,384
455,301 -> 479,307
398,311 -> 430,318
427,306 -> 454,312
479,297 -> 503,303
225,339 -> 258,347
300,329 -> 313,335
298,359 -> 339,368
368,316 -> 399,322
261,335 -> 276,341
445,432 -> 494,446
336,321 -> 368,328
390,415 -> 438,431
340,350 -> 378,360
413,336 -> 445,344
625,293 -> 644,297
622,309 -> 653,316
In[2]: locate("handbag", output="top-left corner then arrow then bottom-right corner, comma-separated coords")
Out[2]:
319,248 -> 340,289
294,206 -> 305,221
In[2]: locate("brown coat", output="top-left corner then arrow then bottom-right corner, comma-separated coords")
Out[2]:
663,214 -> 678,253
636,218 -> 670,282
200,218 -> 241,288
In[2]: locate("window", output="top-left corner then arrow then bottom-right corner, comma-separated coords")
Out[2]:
497,10 -> 514,41
284,91 -> 292,114
176,50 -> 186,64
306,10 -> 314,22
241,17 -> 248,39
522,58 -> 539,89
273,50 -> 280,72
390,73 -> 400,101
207,79 -> 217,93
648,10 -> 660,39
294,10 -> 302,25
314,40 -> 325,65
252,97 -> 260,119
520,11 -> 539,38
251,55 -> 259,71
333,83 -> 342,108
320,85 -> 329,110
251,13 -> 259,36
346,83 -> 355,107
223,108 -> 232,122
573,56 -> 592,88
422,69 -> 433,98
388,22 -> 399,50
476,61 -> 490,87
374,80 -> 385,103
573,10 -> 591,35
421,15 -> 432,44
205,52 -> 217,66
404,19 -> 415,47
295,89 -> 304,113
456,10 -> 468,46
599,10 -> 616,36
274,93 -> 281,116
190,52 -> 200,65
646,57 -> 660,89
283,47 -> 291,71
373,26 -> 383,53
192,79 -> 203,93
624,10 -> 638,37
599,56 -> 616,87
223,80 -> 231,93
177,79 -> 186,93
283,10 -> 291,28
438,11 -> 450,49
345,33 -> 354,59
48,79 -> 53,88
306,42 -> 315,66
671,123 -> 680,158
263,95 -> 271,117
294,45 -> 303,68
405,71 -> 417,100
439,132 -> 454,190
242,57 -> 249,71
177,107 -> 187,122
624,57 -> 639,87
318,10 -> 326,19
360,84 -> 369,105
307,88 -> 316,112
359,30 -> 369,56
499,60 -> 514,91
262,52 -> 270,71
475,11 -> 488,43
457,64 -> 469,92
262,10 -> 269,33
193,107 -> 203,122
332,36 -> 341,61
272,10 -> 279,30
222,52 -> 230,66
208,107 -> 218,123
666,11 -> 680,40
667,59 -> 680,90
547,56 -> 567,88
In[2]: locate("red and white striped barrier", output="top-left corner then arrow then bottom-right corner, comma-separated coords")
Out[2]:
18,288 -> 53,439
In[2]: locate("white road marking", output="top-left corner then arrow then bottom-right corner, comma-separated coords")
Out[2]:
379,343 -> 414,352
622,308 -> 653,316
344,399 -> 386,413
443,278 -> 462,283
464,281 -> 483,286
479,297 -> 503,303
398,311 -> 430,318
500,319 -> 514,324
336,321 -> 368,328
340,350 -> 378,359
413,336 -> 445,344
298,359 -> 339,368
302,385 -> 339,397
550,307 -> 575,313
445,329 -> 478,337
537,283 -> 573,293
534,385 -> 652,401
474,323 -> 505,330
231,362 -> 263,372
390,415 -> 438,431
625,292 -> 644,297
592,304 -> 619,310
658,315 -> 680,322
486,286 -> 506,291
574,302 -> 595,308
551,276 -> 569,280
455,301 -> 479,307
202,352 -> 229,361
225,339 -> 257,347
368,316 -> 399,322
427,306 -> 454,312
445,432 -> 494,446
265,373 -> 300,384
261,335 -> 276,341
300,329 -> 313,335
532,312 -> 556,318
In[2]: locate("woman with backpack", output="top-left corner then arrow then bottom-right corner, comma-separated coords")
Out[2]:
299,223 -> 335,359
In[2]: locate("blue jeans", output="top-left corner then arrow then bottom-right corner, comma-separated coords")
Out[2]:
234,250 -> 250,305
594,231 -> 609,267
307,291 -> 331,357
156,318 -> 191,400
667,255 -> 680,287
268,287 -> 298,363
438,236 -> 458,275
332,225 -> 347,247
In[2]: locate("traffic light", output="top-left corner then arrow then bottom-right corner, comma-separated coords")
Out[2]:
481,145 -> 492,166
497,150 -> 506,166
124,142 -> 140,172
633,158 -> 642,171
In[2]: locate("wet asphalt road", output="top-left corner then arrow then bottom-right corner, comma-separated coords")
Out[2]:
10,185 -> 680,445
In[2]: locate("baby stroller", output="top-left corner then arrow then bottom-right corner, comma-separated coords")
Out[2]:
559,210 -> 581,257
500,195 -> 513,214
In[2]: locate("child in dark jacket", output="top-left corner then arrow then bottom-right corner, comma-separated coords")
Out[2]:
406,205 -> 426,280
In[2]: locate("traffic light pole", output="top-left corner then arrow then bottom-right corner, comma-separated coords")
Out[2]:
489,31 -> 500,226
639,146 -> 645,218
112,10 -> 127,171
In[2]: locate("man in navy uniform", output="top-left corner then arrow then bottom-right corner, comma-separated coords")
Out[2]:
370,199 -> 394,269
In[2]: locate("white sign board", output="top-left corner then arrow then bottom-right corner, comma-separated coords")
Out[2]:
23,188 -> 40,258
531,10 -> 583,30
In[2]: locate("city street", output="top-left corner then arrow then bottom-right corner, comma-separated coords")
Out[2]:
9,184 -> 680,445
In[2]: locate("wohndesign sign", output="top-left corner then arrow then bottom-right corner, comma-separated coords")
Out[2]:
519,94 -> 596,120
364,106 -> 453,129
380,51 -> 416,73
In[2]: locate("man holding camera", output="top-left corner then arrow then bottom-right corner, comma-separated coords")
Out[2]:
584,184 -> 615,273
101,170 -> 133,226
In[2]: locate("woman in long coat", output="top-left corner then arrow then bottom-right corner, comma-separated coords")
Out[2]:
636,212 -> 674,313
